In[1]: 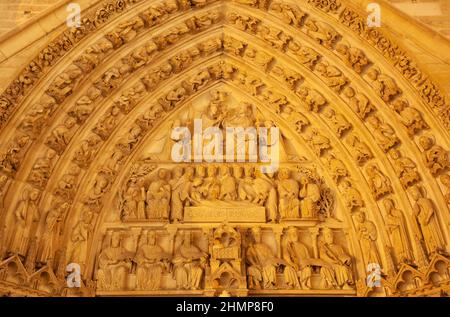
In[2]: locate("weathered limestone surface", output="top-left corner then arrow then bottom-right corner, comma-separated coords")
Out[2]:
0,0 -> 449,297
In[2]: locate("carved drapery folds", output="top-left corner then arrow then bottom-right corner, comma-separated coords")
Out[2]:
0,0 -> 449,297
93,225 -> 354,293
118,164 -> 334,224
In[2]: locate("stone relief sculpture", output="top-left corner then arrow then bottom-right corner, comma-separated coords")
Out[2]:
392,99 -> 428,136
318,228 -> 353,289
45,117 -> 77,155
354,210 -> 381,267
282,227 -> 314,289
169,167 -> 193,222
345,133 -> 373,165
227,12 -> 260,33
288,41 -> 320,69
68,95 -> 95,125
278,104 -> 310,133
146,169 -> 171,220
366,68 -> 401,102
296,86 -> 326,112
409,186 -> 445,257
135,230 -> 170,290
335,43 -> 369,73
367,116 -> 400,152
208,224 -> 246,291
172,231 -> 208,290
365,164 -> 393,200
304,19 -> 339,48
97,231 -> 133,290
0,135 -> 30,176
323,108 -> 351,137
304,128 -> 331,156
269,1 -> 306,27
0,175 -> 9,210
419,136 -> 449,176
7,188 -> 40,258
36,202 -> 69,265
325,153 -> 349,183
54,165 -> 80,201
0,0 -> 449,298
258,25 -> 291,50
342,87 -> 375,119
340,180 -> 364,211
271,65 -> 303,91
388,149 -> 420,189
27,149 -> 57,189
69,210 -> 93,265
246,227 -> 283,289
19,102 -> 53,137
244,48 -> 274,71
315,62 -> 348,92
118,161 -> 334,224
73,135 -> 103,169
382,199 -> 412,266
299,176 -> 321,218
277,168 -> 300,219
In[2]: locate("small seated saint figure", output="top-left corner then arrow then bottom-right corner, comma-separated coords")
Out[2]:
172,231 -> 208,290
318,228 -> 353,289
135,230 -> 171,290
246,227 -> 284,289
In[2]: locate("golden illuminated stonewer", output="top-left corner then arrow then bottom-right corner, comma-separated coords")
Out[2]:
0,0 -> 449,297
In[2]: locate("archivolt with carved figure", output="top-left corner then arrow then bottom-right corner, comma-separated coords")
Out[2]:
0,0 -> 449,297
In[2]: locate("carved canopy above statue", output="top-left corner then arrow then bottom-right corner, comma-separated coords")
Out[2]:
0,0 -> 449,297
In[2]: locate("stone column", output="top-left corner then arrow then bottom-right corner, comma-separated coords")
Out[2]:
309,227 -> 320,258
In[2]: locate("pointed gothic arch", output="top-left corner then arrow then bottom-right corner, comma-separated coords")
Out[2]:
0,0 -> 449,297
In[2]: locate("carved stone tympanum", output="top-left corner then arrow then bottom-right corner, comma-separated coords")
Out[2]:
0,0 -> 449,298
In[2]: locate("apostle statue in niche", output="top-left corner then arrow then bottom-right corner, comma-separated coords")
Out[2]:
203,165 -> 220,200
201,90 -> 226,129
219,165 -> 237,201
146,168 -> 171,220
318,228 -> 354,289
299,176 -> 321,218
441,174 -> 450,206
135,230 -> 170,290
137,178 -> 147,219
419,136 -> 449,176
354,210 -> 381,267
169,166 -> 194,222
70,210 -> 93,265
37,202 -> 69,265
240,166 -> 257,202
222,101 -> 255,127
97,231 -> 133,290
191,165 -> 207,202
383,198 -> 413,265
246,227 -> 284,289
277,168 -> 300,219
282,227 -> 315,289
120,182 -> 140,220
172,231 -> 208,290
409,185 -> 445,256
366,164 -> 393,200
8,188 -> 40,258
253,169 -> 278,223
223,102 -> 257,161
